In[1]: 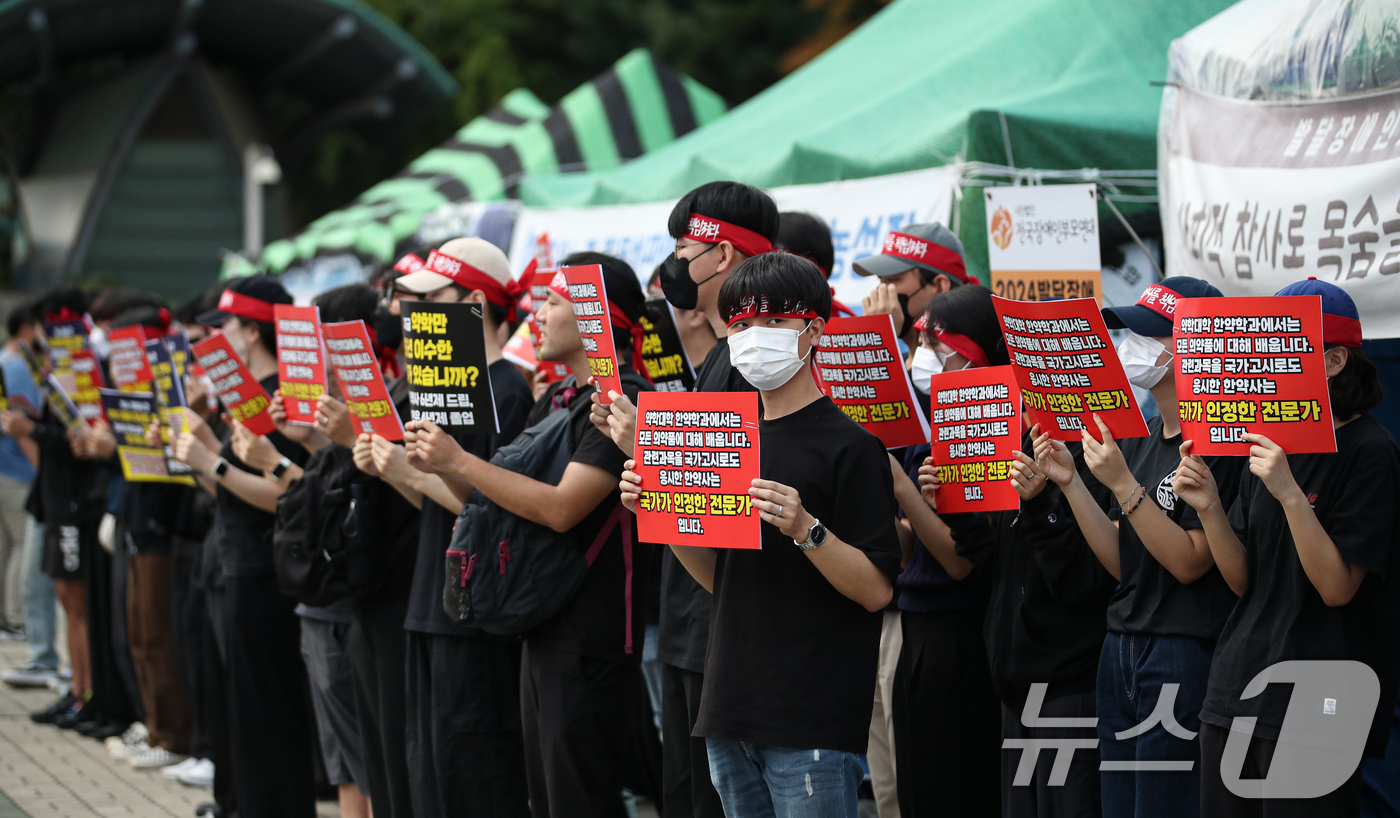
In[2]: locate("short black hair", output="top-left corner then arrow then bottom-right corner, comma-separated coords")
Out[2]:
667,181 -> 780,244
312,284 -> 378,324
176,288 -> 220,326
1327,344 -> 1383,420
776,212 -> 834,278
717,252 -> 832,325
920,285 -> 1007,366
38,286 -> 91,319
7,303 -> 35,338
560,250 -> 646,361
89,288 -> 165,323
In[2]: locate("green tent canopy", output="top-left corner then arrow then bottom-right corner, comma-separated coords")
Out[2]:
516,0 -> 1235,281
261,48 -> 725,272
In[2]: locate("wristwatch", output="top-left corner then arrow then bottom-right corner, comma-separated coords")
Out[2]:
270,457 -> 293,480
211,458 -> 230,479
794,519 -> 827,551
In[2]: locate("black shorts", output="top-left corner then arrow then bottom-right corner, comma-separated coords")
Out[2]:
41,523 -> 91,580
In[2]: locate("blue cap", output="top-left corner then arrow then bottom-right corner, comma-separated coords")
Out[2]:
1274,277 -> 1362,346
1102,276 -> 1224,337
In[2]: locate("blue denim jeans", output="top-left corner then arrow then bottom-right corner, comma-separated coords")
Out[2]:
21,520 -> 57,670
1098,631 -> 1213,818
706,738 -> 863,818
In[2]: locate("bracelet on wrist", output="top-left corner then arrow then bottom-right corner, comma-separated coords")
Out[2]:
1120,485 -> 1147,516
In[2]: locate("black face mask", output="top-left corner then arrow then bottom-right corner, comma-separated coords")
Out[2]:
897,293 -> 917,335
371,306 -> 403,352
660,244 -> 720,311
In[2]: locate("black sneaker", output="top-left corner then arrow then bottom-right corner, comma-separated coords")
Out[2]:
55,700 -> 100,730
194,802 -> 222,818
30,692 -> 78,724
80,720 -> 130,740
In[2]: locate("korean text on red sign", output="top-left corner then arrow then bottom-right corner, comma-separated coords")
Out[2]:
633,392 -> 761,549
929,366 -> 1022,513
192,332 -> 277,436
993,296 -> 1148,442
274,304 -> 328,425
562,264 -> 623,405
322,320 -> 404,441
1173,295 -> 1335,455
815,314 -> 929,449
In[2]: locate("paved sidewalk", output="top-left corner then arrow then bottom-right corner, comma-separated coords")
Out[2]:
0,637 -> 340,818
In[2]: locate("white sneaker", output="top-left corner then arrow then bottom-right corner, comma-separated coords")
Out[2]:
161,756 -> 200,781
112,739 -> 151,761
130,746 -> 188,770
178,758 -> 215,788
1,664 -> 59,688
106,723 -> 149,758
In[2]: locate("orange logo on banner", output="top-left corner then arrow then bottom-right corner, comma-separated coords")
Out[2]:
989,206 -> 1014,250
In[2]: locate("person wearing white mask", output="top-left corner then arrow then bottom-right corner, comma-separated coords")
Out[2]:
1033,277 -> 1245,818
619,252 -> 901,818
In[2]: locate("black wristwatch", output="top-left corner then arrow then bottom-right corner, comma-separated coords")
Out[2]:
211,458 -> 230,479
794,519 -> 827,551
270,457 -> 293,480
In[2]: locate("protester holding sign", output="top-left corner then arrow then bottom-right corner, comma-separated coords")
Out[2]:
1173,279 -> 1400,818
170,275 -> 317,818
621,252 -> 900,818
856,222 -> 974,345
1034,277 -> 1245,818
371,237 -> 535,818
402,250 -> 658,818
777,211 -> 855,317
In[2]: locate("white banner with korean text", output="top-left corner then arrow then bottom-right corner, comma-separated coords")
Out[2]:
1162,86 -> 1400,338
507,166 -> 959,310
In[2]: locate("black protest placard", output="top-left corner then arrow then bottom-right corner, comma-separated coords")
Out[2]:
640,298 -> 696,393
403,302 -> 498,433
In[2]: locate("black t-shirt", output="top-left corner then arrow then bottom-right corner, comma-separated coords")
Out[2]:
696,397 -> 901,753
404,361 -> 535,635
27,409 -> 109,530
212,375 -> 311,579
1106,415 -> 1243,641
1201,414 -> 1400,757
658,336 -> 758,673
524,374 -> 653,664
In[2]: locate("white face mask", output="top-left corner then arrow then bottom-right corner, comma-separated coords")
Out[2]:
88,326 -> 111,360
729,322 -> 813,391
909,346 -> 950,394
1117,332 -> 1172,389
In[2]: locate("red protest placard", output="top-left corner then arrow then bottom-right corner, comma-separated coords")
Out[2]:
109,326 -> 154,392
192,332 -> 277,436
322,320 -> 404,441
274,304 -> 328,425
1173,296 -> 1335,455
562,264 -> 623,403
929,366 -> 1022,513
633,392 -> 761,549
993,296 -> 1148,442
815,314 -> 930,449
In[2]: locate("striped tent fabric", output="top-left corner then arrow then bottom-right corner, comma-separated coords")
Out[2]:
260,48 -> 726,273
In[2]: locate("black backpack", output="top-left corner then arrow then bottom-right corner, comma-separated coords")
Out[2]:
444,374 -> 648,649
274,446 -> 403,607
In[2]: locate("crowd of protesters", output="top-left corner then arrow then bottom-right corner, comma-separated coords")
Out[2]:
0,179 -> 1396,818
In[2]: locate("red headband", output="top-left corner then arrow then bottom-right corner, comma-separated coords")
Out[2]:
685,213 -> 774,258
217,289 -> 277,323
933,327 -> 990,368
44,307 -> 85,325
425,250 -> 527,321
724,294 -> 821,327
1135,284 -> 1181,319
394,254 -> 426,275
1323,313 -> 1363,347
881,231 -> 972,285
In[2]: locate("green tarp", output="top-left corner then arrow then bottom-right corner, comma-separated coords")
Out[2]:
517,0 -> 1236,281
261,48 -> 725,272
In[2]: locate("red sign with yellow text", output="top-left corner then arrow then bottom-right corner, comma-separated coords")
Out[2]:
109,326 -> 154,392
929,365 -> 1022,513
274,304 -> 328,425
1173,296 -> 1335,455
322,320 -> 404,441
993,296 -> 1148,442
562,264 -> 623,404
633,392 -> 761,549
192,332 -> 277,435
815,314 -> 930,449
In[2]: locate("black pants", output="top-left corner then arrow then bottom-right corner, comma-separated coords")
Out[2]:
894,609 -> 1000,818
404,630 -> 530,818
520,641 -> 663,818
1002,690 -> 1100,818
173,552 -> 211,760
86,539 -> 140,723
349,557 -> 414,818
1199,722 -> 1361,818
205,584 -> 235,816
223,574 -> 316,818
661,663 -> 724,818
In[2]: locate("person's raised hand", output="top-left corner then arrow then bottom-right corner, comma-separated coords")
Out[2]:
231,420 -> 281,472
174,430 -> 218,473
352,433 -> 379,477
1033,425 -> 1077,488
862,282 -> 905,337
145,419 -> 164,448
369,434 -> 411,482
1009,450 -> 1047,501
749,479 -> 814,541
1,409 -> 33,438
86,420 -> 116,459
917,456 -> 942,507
1173,439 -> 1221,514
404,419 -> 465,475
590,386 -> 637,456
268,391 -> 313,443
313,395 -> 355,448
1081,414 -> 1135,498
619,460 -> 642,514
1243,433 -> 1301,503
530,369 -> 553,402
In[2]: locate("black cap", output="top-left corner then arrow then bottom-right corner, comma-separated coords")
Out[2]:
197,275 -> 293,327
